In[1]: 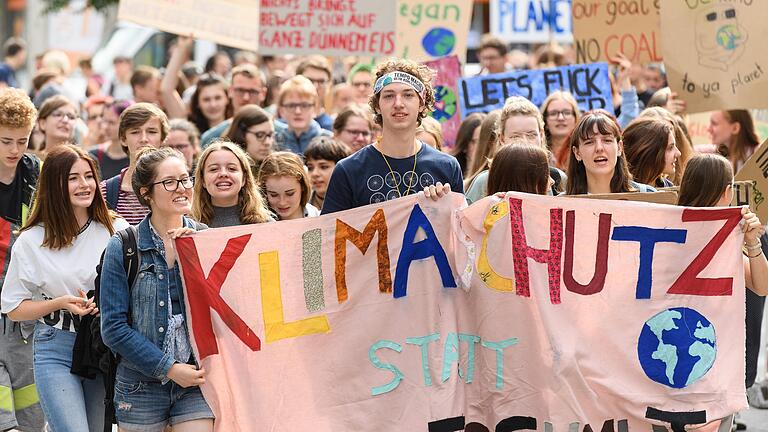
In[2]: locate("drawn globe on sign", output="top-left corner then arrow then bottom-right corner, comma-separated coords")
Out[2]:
431,85 -> 457,123
422,27 -> 456,57
637,307 -> 717,389
716,24 -> 743,50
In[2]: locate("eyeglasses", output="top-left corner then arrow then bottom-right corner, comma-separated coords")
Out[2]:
343,129 -> 371,138
281,102 -> 314,112
546,109 -> 575,119
504,131 -> 540,143
246,130 -> 274,141
306,77 -> 329,86
50,111 -> 78,121
232,87 -> 261,98
151,176 -> 194,192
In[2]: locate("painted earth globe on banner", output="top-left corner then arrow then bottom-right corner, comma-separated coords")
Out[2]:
431,85 -> 457,123
637,307 -> 717,389
422,27 -> 456,57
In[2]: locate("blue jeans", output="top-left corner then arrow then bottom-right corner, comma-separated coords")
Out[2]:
114,363 -> 213,431
33,323 -> 105,432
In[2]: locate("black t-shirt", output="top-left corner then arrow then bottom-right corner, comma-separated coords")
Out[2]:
0,171 -> 23,223
89,147 -> 129,180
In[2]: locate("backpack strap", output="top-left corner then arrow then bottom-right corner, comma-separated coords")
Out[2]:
105,175 -> 121,211
96,145 -> 105,164
118,226 -> 139,288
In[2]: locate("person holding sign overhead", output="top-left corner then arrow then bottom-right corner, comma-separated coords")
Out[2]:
322,58 -> 463,213
565,110 -> 655,195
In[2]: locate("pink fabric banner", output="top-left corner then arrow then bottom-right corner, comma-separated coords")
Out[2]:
176,192 -> 746,431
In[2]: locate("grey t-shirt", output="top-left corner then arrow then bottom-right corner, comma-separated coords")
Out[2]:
210,205 -> 241,228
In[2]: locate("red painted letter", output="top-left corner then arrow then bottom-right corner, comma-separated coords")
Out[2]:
176,235 -> 261,359
508,198 -> 564,304
668,208 -> 742,296
563,211 -> 611,295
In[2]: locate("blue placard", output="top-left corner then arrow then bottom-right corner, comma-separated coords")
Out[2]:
458,62 -> 612,118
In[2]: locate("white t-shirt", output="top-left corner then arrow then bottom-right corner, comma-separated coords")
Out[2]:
1,218 -> 130,332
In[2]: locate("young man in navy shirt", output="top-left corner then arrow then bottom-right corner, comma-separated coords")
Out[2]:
322,58 -> 463,214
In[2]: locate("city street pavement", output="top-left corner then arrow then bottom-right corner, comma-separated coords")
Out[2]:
9,409 -> 767,431
741,406 -> 768,432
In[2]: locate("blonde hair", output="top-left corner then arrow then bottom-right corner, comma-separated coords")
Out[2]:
192,140 -> 272,225
497,96 -> 544,139
0,87 -> 37,130
416,116 -> 444,150
277,75 -> 317,107
258,151 -> 311,211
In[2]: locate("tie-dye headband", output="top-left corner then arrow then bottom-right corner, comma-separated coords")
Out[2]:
373,71 -> 426,97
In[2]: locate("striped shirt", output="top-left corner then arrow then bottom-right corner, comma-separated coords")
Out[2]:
100,169 -> 149,225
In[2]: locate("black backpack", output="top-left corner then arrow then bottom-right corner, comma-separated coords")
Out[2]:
71,226 -> 139,432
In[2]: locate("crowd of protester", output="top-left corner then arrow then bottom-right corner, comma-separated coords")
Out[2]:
0,32 -> 767,431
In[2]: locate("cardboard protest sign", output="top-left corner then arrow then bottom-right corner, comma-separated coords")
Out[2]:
458,62 -> 611,118
734,139 -> 768,224
566,190 -> 678,205
661,2 -> 768,113
490,0 -> 573,44
572,0 -> 662,64
425,55 -> 461,148
177,192 -> 746,431
117,0 -> 259,51
259,0 -> 396,56
396,0 -> 473,62
732,181 -> 761,217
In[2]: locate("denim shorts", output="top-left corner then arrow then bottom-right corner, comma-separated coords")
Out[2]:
114,363 -> 214,431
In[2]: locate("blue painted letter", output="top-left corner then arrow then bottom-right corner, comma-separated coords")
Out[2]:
394,204 -> 457,298
611,227 -> 687,299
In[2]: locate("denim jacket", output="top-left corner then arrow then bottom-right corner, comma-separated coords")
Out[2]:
100,215 -> 205,380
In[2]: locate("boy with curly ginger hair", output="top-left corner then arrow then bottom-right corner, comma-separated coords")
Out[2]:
0,87 -> 45,431
322,58 -> 463,213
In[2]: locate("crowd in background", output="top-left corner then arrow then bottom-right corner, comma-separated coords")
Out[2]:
1,31 -> 767,431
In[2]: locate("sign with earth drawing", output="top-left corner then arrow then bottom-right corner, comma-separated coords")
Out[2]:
661,1 -> 768,112
396,0 -> 473,62
425,55 -> 461,148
